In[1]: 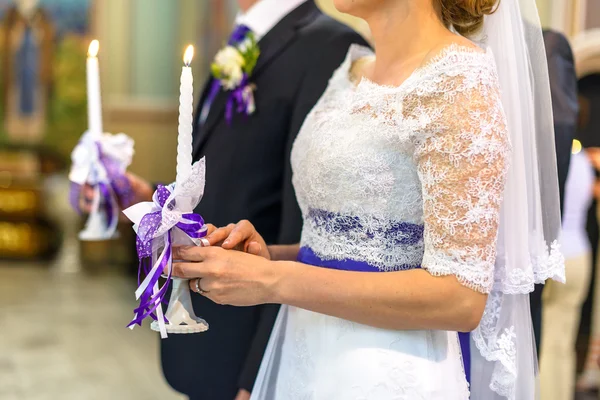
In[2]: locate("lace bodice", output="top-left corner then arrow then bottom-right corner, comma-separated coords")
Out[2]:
291,44 -> 510,293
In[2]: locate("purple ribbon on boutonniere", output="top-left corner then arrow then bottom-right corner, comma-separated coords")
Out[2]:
225,74 -> 256,123
128,185 -> 207,329
201,24 -> 259,125
229,24 -> 252,44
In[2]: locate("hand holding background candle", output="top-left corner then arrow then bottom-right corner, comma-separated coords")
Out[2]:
69,39 -> 134,241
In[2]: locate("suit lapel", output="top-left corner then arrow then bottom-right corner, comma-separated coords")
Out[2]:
191,76 -> 216,151
193,1 -> 320,156
193,82 -> 230,153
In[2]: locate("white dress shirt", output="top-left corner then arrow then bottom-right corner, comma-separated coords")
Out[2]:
236,0 -> 307,39
561,151 -> 595,258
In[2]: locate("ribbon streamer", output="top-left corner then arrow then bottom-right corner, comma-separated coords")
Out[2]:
225,74 -> 255,125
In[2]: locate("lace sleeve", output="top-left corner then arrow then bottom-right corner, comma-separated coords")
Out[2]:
412,71 -> 510,294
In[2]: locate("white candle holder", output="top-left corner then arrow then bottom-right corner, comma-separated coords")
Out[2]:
78,210 -> 114,241
150,225 -> 209,334
150,276 -> 208,334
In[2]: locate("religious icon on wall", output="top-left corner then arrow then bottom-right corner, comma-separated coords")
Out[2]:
0,0 -> 92,262
0,0 -> 92,154
1,0 -> 54,143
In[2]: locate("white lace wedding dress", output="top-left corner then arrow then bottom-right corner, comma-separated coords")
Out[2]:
250,44 -> 510,400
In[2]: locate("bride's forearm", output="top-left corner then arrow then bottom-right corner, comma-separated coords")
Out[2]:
271,261 -> 487,332
267,244 -> 300,261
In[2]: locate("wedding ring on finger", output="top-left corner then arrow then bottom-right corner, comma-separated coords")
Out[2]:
194,278 -> 209,294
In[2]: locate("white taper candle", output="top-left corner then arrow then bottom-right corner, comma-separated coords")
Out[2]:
87,40 -> 103,137
176,45 -> 195,186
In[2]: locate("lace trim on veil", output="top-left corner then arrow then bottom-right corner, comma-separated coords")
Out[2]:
472,239 -> 564,399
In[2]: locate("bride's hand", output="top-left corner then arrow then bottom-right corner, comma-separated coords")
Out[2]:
172,246 -> 280,306
205,220 -> 270,260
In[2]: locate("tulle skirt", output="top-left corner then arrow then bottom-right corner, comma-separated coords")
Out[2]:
250,305 -> 470,400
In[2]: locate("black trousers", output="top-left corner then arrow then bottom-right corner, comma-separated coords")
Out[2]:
160,293 -> 279,399
530,284 -> 545,357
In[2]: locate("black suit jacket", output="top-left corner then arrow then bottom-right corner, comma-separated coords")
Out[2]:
160,3 -> 368,398
543,29 -> 578,214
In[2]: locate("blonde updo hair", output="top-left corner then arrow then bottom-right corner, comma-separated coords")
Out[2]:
436,0 -> 500,36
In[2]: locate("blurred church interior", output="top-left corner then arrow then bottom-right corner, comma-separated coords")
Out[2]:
0,0 -> 598,399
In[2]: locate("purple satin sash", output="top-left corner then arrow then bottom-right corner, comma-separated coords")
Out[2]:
297,246 -> 393,272
459,332 -> 471,385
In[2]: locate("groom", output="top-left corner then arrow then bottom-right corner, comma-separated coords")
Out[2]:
160,2 -> 367,399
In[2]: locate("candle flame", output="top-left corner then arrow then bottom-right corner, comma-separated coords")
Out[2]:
572,139 -> 582,155
183,45 -> 194,67
88,40 -> 100,58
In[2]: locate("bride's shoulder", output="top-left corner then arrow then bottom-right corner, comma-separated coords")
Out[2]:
424,37 -> 496,76
416,38 -> 500,95
406,39 -> 502,115
427,36 -> 483,58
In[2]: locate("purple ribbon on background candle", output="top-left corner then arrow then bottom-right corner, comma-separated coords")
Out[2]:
97,182 -> 114,227
69,142 -> 133,227
128,185 -> 208,328
97,143 -> 134,208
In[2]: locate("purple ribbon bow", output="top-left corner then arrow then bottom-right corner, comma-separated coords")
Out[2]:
69,143 -> 133,228
128,185 -> 207,328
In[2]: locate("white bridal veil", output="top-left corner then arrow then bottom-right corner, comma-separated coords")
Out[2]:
469,0 -> 565,398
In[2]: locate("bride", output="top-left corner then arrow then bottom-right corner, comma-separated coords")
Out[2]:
171,0 -> 564,398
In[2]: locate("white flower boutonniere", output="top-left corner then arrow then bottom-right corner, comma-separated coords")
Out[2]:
210,27 -> 260,123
